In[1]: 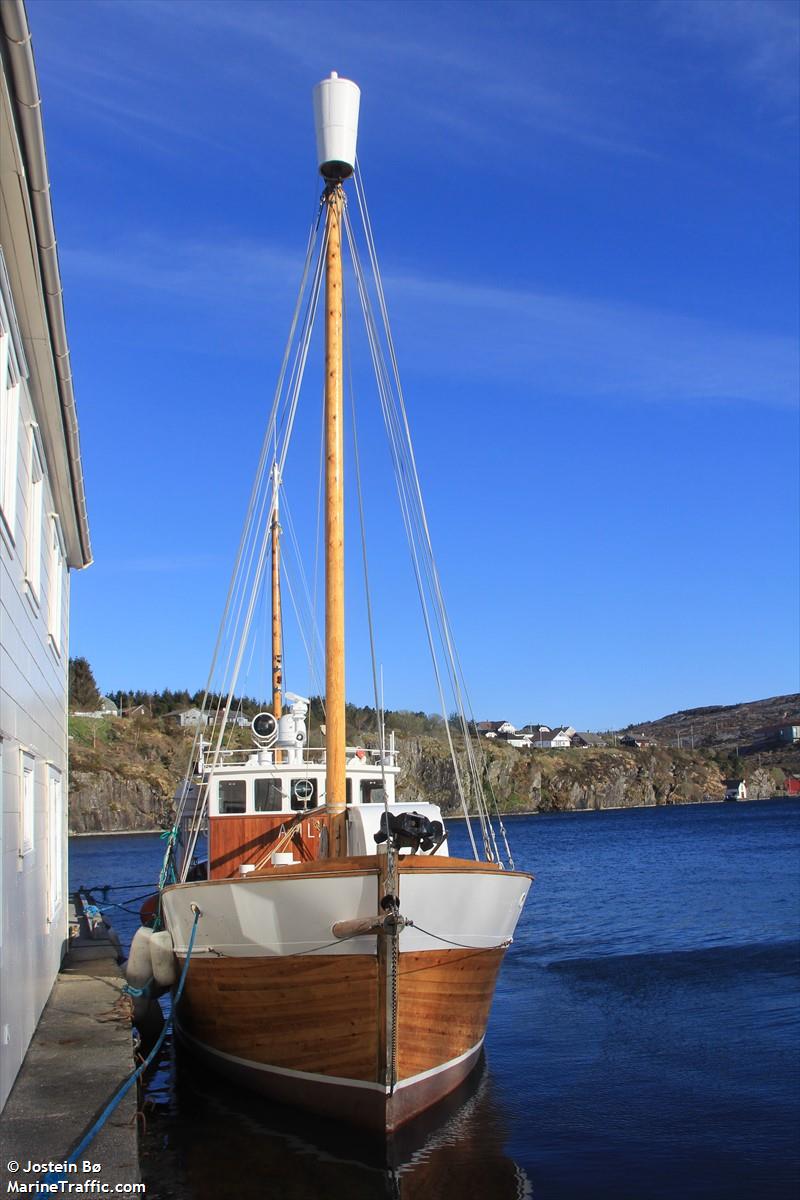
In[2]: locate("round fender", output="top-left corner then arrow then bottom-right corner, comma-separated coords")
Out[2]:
125,926 -> 153,993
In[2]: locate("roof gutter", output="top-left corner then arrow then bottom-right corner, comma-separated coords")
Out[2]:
1,0 -> 92,567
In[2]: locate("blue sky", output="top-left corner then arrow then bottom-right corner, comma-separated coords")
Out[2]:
29,0 -> 799,729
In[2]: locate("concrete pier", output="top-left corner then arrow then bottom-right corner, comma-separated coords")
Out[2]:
0,904 -> 140,1192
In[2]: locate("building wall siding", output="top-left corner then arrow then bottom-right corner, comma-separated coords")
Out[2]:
0,335 -> 70,1111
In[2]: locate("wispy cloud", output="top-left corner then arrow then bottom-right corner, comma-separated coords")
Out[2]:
111,0 -> 652,160
63,231 -> 798,409
63,235 -> 301,302
393,270 -> 798,408
657,0 -> 800,114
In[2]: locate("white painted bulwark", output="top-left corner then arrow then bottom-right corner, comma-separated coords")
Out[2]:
161,865 -> 530,958
0,3 -> 91,1112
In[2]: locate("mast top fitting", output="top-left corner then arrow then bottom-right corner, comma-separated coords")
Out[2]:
313,71 -> 360,182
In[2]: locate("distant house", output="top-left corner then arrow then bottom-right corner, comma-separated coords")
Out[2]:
572,732 -> 607,748
786,778 -> 800,796
518,723 -> 550,736
778,722 -> 800,744
619,733 -> 654,748
121,704 -> 148,718
531,726 -> 574,749
229,713 -> 251,728
724,779 -> 747,802
548,727 -> 574,749
73,695 -> 118,719
476,720 -> 515,739
165,707 -> 209,729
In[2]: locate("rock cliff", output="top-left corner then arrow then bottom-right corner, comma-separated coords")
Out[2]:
67,714 -> 791,834
397,737 -> 762,815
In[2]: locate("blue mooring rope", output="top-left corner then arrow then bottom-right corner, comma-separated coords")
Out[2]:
42,906 -> 202,1188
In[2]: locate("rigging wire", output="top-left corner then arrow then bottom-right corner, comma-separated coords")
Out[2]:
348,162 -> 506,864
353,162 -> 504,860
170,200 -> 328,884
343,205 -> 483,859
168,167 -> 516,883
344,282 -> 390,814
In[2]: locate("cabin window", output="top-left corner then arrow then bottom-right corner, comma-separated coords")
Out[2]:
346,779 -> 353,804
290,778 -> 317,810
361,779 -> 386,805
218,779 -> 246,814
255,778 -> 283,812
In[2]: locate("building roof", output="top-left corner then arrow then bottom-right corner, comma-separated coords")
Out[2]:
0,2 -> 91,566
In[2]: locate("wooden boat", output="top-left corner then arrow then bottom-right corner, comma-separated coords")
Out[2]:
151,73 -> 532,1133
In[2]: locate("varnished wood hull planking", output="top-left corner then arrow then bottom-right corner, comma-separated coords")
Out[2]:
174,945 -> 506,1131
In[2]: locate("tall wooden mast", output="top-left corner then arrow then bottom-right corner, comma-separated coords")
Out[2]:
314,71 -> 360,858
324,184 -> 346,855
270,464 -> 282,721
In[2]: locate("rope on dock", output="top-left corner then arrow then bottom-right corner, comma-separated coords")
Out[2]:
42,905 -> 202,1188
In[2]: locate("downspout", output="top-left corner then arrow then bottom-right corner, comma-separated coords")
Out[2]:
0,0 -> 92,567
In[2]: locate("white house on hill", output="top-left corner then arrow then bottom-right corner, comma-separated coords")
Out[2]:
0,3 -> 92,1112
165,707 -> 209,729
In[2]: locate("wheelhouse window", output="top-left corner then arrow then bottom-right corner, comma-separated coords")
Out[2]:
290,778 -> 317,811
218,779 -> 246,814
255,778 -> 282,812
361,779 -> 386,805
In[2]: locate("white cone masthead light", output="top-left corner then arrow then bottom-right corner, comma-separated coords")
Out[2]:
313,71 -> 360,181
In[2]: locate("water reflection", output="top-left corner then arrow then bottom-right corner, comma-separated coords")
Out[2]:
140,1046 -> 532,1199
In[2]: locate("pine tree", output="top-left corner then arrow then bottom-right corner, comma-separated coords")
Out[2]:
69,657 -> 101,710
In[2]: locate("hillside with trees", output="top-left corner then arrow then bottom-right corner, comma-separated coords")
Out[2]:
65,660 -> 798,834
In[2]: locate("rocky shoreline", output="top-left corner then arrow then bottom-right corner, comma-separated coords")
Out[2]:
67,718 -> 794,834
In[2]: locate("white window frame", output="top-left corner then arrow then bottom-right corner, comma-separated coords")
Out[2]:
47,766 -> 64,922
26,428 -> 43,605
20,752 -> 35,856
0,327 -> 20,543
48,514 -> 66,654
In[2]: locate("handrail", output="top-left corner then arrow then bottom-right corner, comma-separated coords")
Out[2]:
203,746 -> 399,770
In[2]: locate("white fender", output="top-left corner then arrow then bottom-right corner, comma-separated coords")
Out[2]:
150,930 -> 178,987
125,926 -> 153,992
124,926 -> 164,1044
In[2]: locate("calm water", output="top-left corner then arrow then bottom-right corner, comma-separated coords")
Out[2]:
69,799 -> 800,1199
